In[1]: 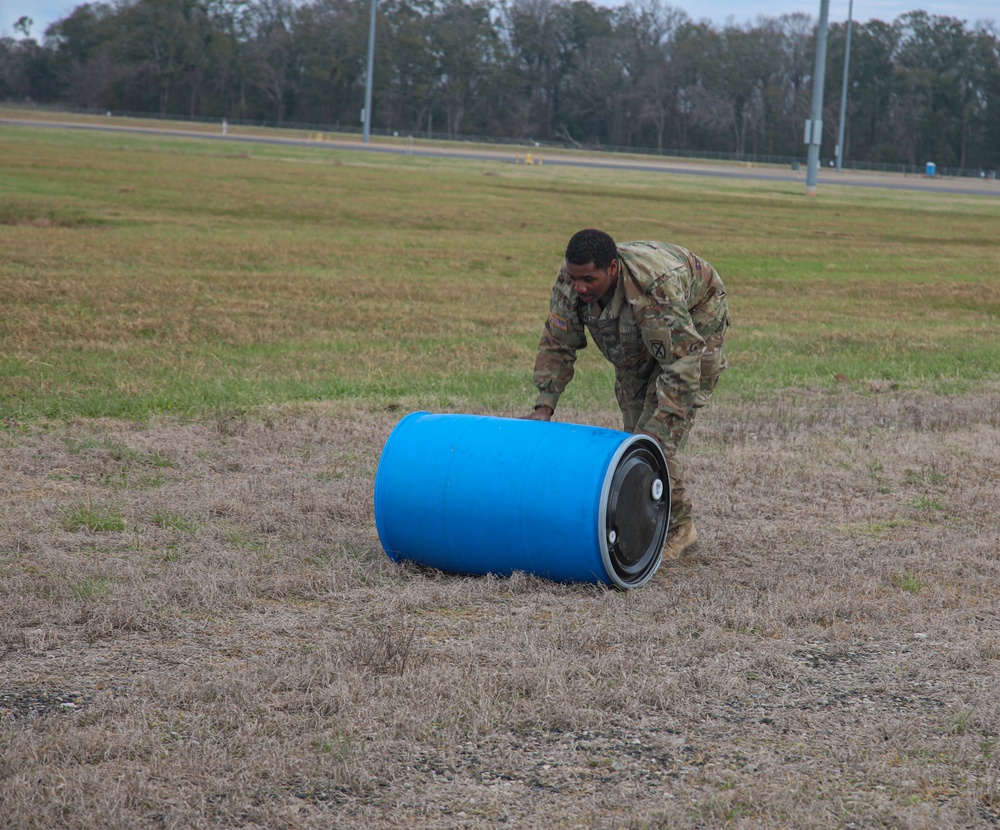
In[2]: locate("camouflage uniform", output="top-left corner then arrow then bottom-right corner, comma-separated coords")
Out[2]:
532,241 -> 731,530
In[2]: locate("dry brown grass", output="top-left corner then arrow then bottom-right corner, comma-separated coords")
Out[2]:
2,390 -> 999,829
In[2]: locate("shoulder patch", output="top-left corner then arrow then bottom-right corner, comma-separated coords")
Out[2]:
550,314 -> 569,331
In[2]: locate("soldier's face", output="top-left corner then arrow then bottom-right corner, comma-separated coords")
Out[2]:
566,259 -> 618,305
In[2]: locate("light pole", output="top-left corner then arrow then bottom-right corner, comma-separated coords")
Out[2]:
362,0 -> 376,143
835,0 -> 854,173
805,0 -> 831,195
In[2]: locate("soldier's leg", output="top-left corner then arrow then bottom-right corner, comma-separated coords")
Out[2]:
640,338 -> 727,534
635,387 -> 694,532
659,411 -> 696,532
694,332 -> 727,409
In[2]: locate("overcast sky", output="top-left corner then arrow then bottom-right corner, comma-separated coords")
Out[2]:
2,0 -> 997,40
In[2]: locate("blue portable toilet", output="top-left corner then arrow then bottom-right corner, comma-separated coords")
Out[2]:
925,162 -> 936,176
374,412 -> 670,588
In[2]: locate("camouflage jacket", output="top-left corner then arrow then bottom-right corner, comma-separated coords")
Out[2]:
532,241 -> 730,433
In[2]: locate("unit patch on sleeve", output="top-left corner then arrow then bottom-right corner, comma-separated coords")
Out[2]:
550,314 -> 569,331
650,339 -> 667,360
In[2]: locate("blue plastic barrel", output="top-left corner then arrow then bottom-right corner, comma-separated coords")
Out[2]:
374,413 -> 670,588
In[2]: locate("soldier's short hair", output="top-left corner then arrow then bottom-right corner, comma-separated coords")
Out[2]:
566,229 -> 617,269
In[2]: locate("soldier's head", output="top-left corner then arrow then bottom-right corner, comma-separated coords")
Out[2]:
566,229 -> 617,269
564,229 -> 619,304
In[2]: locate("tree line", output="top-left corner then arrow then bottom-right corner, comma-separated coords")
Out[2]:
3,0 -> 999,172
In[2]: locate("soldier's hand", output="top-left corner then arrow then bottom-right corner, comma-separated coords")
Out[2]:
522,404 -> 553,421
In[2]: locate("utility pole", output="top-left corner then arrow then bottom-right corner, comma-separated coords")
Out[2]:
362,0 -> 376,143
805,0 -> 831,195
835,0 -> 854,173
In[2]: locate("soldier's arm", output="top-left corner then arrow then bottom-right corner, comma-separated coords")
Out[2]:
532,273 -> 586,414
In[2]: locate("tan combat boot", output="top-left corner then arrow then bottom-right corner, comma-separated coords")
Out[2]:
662,521 -> 697,561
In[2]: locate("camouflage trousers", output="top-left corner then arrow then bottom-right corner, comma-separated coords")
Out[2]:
616,329 -> 728,532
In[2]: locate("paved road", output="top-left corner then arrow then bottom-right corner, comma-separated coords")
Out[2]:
4,115 -> 998,199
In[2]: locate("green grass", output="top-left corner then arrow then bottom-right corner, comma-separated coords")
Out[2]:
2,114 -> 999,422
149,510 -> 198,534
61,502 -> 126,532
893,571 -> 928,594
69,576 -> 113,600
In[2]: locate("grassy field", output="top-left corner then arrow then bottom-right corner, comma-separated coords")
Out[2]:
2,115 -> 999,421
1,116 -> 1000,829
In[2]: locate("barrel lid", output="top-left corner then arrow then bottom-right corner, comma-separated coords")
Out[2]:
599,436 -> 670,587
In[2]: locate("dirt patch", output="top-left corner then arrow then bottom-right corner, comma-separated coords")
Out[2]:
1,392 -> 999,829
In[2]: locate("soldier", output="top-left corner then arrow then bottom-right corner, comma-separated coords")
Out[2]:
525,229 -> 731,561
